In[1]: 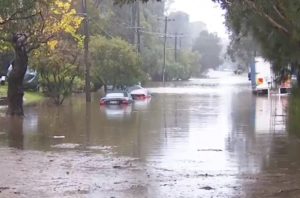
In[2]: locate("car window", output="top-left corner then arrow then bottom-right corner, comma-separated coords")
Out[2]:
106,93 -> 125,98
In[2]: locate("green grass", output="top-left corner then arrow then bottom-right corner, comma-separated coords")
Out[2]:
0,85 -> 6,97
0,85 -> 45,105
24,91 -> 44,105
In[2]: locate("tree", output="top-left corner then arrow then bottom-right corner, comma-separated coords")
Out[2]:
89,0 -> 165,81
31,38 -> 82,105
213,0 -> 300,72
192,30 -> 223,73
0,0 -> 82,115
177,50 -> 201,78
226,33 -> 257,70
89,35 -> 144,90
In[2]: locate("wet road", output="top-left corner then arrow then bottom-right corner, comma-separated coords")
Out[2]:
0,72 -> 299,197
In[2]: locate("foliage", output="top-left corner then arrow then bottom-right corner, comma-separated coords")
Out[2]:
72,76 -> 85,92
214,0 -> 300,71
0,0 -> 83,114
141,46 -> 163,81
178,50 -> 201,77
89,35 -> 144,89
164,50 -> 200,81
0,0 -> 83,52
165,62 -> 185,81
192,30 -> 223,72
30,39 -> 81,105
24,91 -> 45,105
226,33 -> 256,70
0,84 -> 6,97
88,0 -> 165,81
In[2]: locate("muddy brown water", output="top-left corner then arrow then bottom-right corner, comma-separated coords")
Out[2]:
0,73 -> 300,197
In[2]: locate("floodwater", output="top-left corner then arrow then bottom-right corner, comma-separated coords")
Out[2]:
0,71 -> 300,197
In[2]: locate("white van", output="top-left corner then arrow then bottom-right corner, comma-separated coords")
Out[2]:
250,57 -> 273,94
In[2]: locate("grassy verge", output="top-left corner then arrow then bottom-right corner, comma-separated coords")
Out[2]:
24,91 -> 44,105
0,85 -> 6,98
0,85 -> 45,105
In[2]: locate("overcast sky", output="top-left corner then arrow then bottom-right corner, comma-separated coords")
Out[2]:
169,0 -> 229,39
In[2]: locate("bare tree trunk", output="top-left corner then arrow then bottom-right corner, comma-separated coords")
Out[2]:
6,34 -> 28,116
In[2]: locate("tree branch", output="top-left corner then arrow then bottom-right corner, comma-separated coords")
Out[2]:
0,5 -> 38,25
244,0 -> 289,35
272,4 -> 286,21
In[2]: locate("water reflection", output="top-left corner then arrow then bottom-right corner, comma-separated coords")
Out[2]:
100,105 -> 132,120
0,75 -> 298,197
8,117 -> 24,149
132,98 -> 151,111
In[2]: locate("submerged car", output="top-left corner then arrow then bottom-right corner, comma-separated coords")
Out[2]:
127,85 -> 151,100
100,91 -> 133,105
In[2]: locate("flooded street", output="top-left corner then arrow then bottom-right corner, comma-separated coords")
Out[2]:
1,72 -> 300,197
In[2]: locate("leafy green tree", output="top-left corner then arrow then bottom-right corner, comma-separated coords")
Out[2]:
89,35 -> 144,89
89,0 -> 165,81
31,38 -> 81,105
192,30 -> 223,73
178,50 -> 201,78
164,50 -> 200,81
0,0 -> 82,115
141,46 -> 163,81
214,0 -> 300,72
226,33 -> 256,70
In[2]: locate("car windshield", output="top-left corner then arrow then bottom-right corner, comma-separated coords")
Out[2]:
106,93 -> 125,98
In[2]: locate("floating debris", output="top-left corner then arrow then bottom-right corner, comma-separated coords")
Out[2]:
87,146 -> 114,150
51,143 -> 80,149
200,186 -> 214,190
197,149 -> 223,152
52,136 -> 65,139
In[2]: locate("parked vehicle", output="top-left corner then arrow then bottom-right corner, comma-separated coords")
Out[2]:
127,85 -> 151,100
7,65 -> 39,91
249,57 -> 272,94
100,91 -> 133,105
277,68 -> 291,94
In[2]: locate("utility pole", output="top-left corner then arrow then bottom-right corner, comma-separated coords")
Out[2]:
136,1 -> 141,53
162,16 -> 167,84
130,1 -> 141,53
162,16 -> 174,84
174,32 -> 178,62
82,0 -> 91,102
174,33 -> 184,62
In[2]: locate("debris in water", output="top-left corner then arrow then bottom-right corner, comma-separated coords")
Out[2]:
0,187 -> 9,191
51,143 -> 80,149
197,149 -> 223,152
52,136 -> 65,139
200,186 -> 214,190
